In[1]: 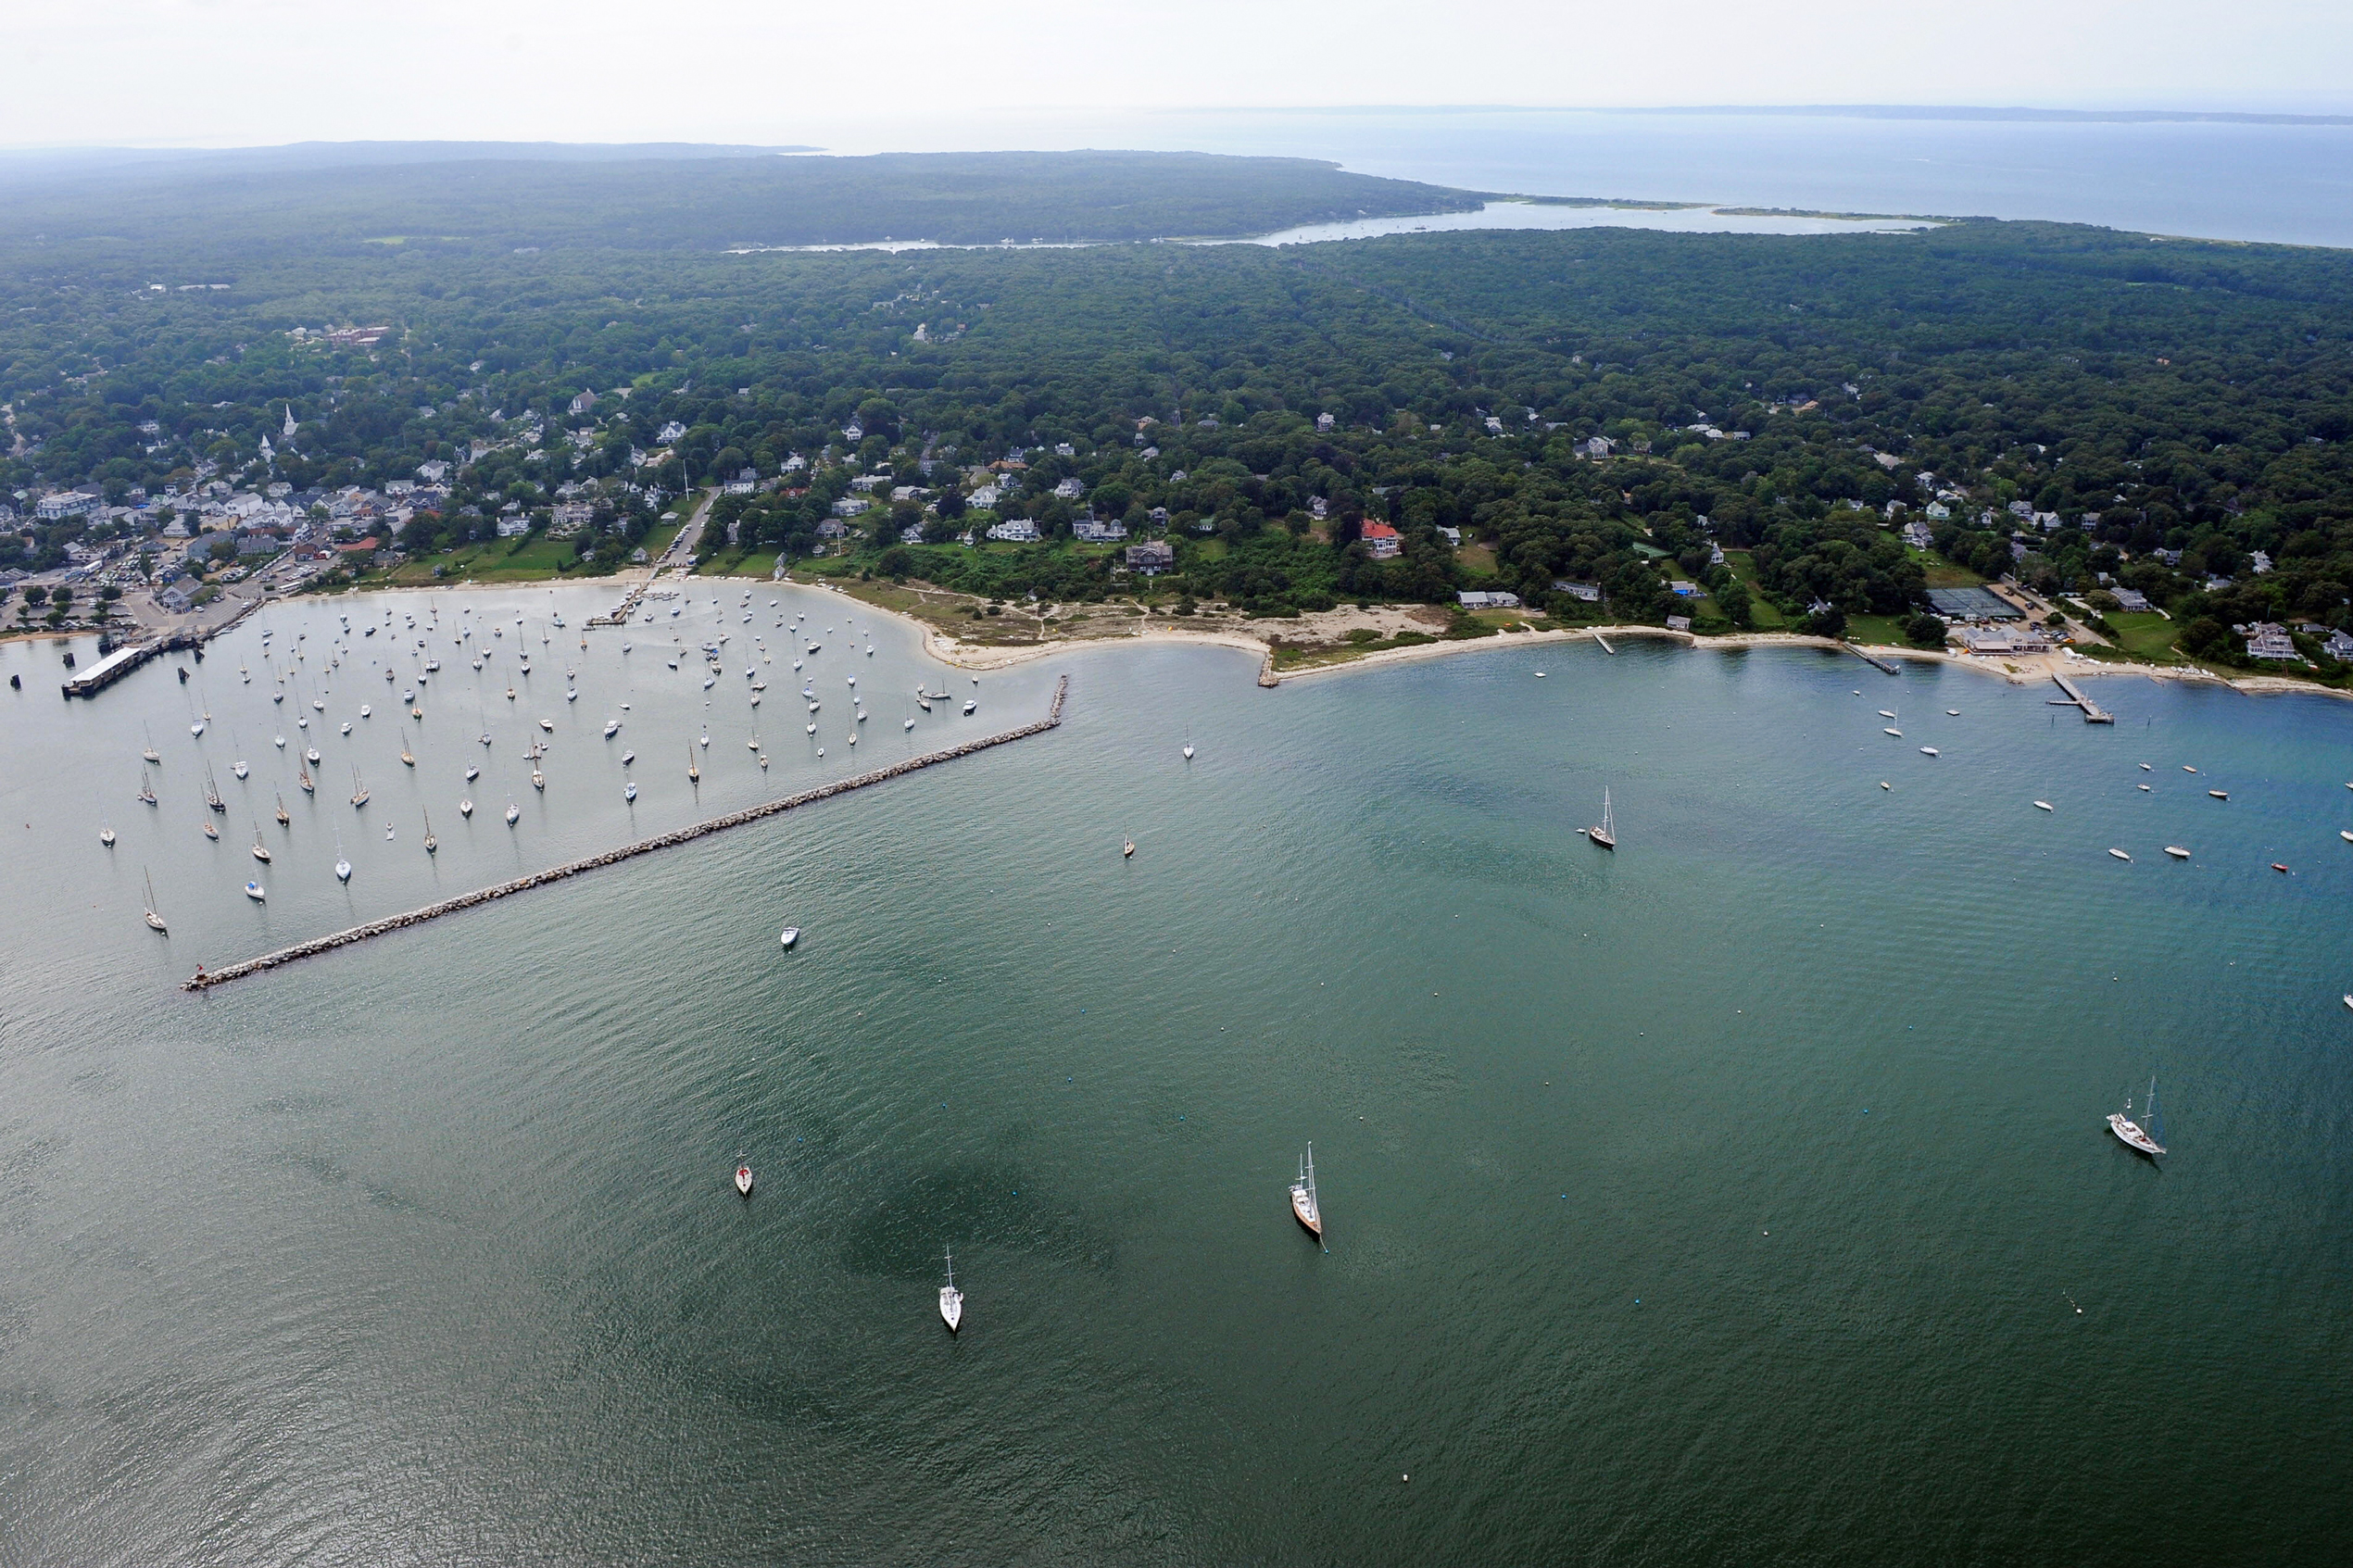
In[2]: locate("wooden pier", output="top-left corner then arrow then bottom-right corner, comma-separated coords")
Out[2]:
1847,642 -> 1902,675
182,675 -> 1068,992
1593,633 -> 1616,655
2049,672 -> 2114,722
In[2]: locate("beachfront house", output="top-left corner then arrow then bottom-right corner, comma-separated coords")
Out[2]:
1360,521 -> 1403,559
1457,590 -> 1521,609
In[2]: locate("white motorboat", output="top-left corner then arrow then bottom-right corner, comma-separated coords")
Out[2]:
465,765 -> 480,782
780,926 -> 799,948
2033,801 -> 2054,811
623,783 -> 636,802
459,798 -> 473,817
1290,1145 -> 1324,1238
505,803 -> 520,825
2164,846 -> 2190,859
963,699 -> 976,715
2108,848 -> 2133,861
1919,746 -> 1939,757
939,1249 -> 963,1332
605,720 -> 621,738
100,826 -> 115,847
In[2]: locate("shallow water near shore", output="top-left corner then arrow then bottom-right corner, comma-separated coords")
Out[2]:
2,584 -> 2350,1562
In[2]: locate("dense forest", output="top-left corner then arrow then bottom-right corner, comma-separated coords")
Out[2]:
4,152 -> 2350,666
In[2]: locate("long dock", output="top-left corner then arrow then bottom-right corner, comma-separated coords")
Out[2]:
1847,642 -> 1902,675
2049,672 -> 2114,722
182,675 -> 1068,992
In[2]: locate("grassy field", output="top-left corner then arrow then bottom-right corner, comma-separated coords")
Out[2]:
1917,551 -> 1987,589
1717,551 -> 1788,630
1843,613 -> 1913,647
2102,610 -> 2185,663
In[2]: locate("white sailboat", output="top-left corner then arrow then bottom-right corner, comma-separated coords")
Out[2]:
735,1158 -> 754,1198
2108,1077 -> 2167,1157
1587,787 -> 1616,850
1290,1146 -> 1324,1237
939,1248 -> 963,1332
334,832 -> 351,882
143,870 -> 167,932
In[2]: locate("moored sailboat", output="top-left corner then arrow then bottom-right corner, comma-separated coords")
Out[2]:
939,1248 -> 963,1332
143,870 -> 167,931
1290,1145 -> 1324,1237
2108,1076 -> 2167,1157
1587,787 -> 1617,850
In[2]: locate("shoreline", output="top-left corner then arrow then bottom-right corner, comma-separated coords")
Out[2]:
232,571 -> 2353,706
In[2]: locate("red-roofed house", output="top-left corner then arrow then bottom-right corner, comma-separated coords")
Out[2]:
1360,521 -> 1403,559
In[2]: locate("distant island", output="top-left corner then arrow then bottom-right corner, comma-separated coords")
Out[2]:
2,150 -> 2348,688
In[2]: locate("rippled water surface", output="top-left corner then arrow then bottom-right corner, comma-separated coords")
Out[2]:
3,588 -> 2350,1562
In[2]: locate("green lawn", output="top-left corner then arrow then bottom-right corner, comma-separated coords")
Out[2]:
1843,613 -> 1913,646
1919,553 -> 1985,588
697,550 -> 780,578
1717,551 -> 1788,630
2103,610 -> 2184,662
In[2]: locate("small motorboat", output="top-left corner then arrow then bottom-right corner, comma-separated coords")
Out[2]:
465,765 -> 480,782
505,803 -> 520,825
340,721 -> 351,735
1919,746 -> 1938,757
780,926 -> 799,949
2033,801 -> 2054,812
963,699 -> 977,715
1945,709 -> 1960,716
244,881 -> 266,902
2271,862 -> 2290,873
100,827 -> 116,847
2163,846 -> 2190,859
604,720 -> 621,739
307,746 -> 321,764
2108,848 -> 2133,862
359,704 -> 371,718
459,798 -> 474,817
2208,789 -> 2228,800
622,751 -> 635,767
2137,784 -> 2151,793
2183,765 -> 2197,773
623,783 -> 637,802
274,734 -> 286,748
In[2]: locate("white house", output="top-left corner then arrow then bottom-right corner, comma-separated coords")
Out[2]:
986,518 -> 1040,543
496,516 -> 532,538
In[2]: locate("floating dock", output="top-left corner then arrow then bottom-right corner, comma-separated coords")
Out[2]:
2049,672 -> 2114,722
1594,633 -> 1615,655
183,676 -> 1068,991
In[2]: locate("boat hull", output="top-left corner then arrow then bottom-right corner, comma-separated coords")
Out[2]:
940,1287 -> 963,1332
1290,1185 -> 1323,1237
735,1166 -> 753,1197
2107,1113 -> 2165,1157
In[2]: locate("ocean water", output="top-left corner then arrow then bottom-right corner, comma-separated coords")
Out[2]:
3,590 -> 2351,1562
821,107 -> 2353,248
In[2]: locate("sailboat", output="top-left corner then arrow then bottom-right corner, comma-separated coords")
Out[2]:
203,767 -> 226,812
142,725 -> 162,765
143,870 -> 167,932
939,1248 -> 964,1332
735,1158 -> 754,1198
297,762 -> 315,794
1182,728 -> 1195,761
422,809 -> 437,855
1290,1146 -> 1324,1238
2108,1076 -> 2167,1157
275,791 -> 290,825
201,817 -> 220,840
349,767 -> 370,808
334,833 -> 351,883
251,824 -> 271,863
1587,787 -> 1617,850
687,746 -> 699,784
400,744 -> 415,767
138,769 -> 157,805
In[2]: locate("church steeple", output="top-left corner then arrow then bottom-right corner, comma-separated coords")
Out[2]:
283,404 -> 297,439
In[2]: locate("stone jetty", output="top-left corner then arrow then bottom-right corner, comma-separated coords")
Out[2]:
183,675 -> 1068,992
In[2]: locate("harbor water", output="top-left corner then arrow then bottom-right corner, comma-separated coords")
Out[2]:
1,587 -> 2349,1562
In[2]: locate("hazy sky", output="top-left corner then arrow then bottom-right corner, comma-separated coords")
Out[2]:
6,0 -> 2347,148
